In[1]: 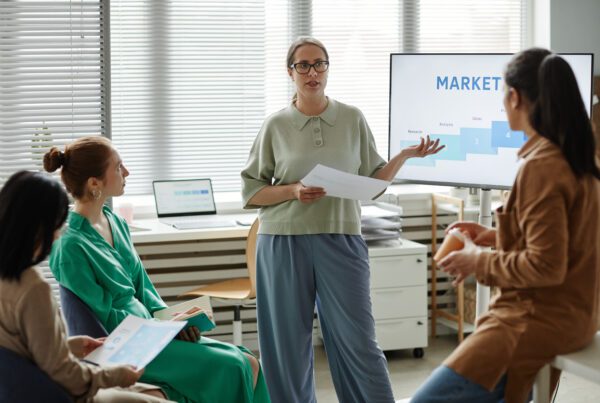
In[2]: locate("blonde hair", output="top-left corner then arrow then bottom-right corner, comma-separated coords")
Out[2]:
286,37 -> 329,69
286,37 -> 329,101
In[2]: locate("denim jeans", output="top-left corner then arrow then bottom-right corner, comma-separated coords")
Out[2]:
411,365 -> 508,403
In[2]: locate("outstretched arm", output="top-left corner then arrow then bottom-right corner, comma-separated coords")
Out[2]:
373,136 -> 444,181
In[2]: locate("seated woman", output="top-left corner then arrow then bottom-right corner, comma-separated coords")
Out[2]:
0,171 -> 171,403
412,49 -> 600,402
45,137 -> 270,403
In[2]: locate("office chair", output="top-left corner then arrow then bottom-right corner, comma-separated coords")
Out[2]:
180,218 -> 259,345
0,346 -> 71,402
59,285 -> 109,338
0,286 -> 107,403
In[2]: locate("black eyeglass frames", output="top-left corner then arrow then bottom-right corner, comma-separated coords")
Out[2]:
289,61 -> 329,74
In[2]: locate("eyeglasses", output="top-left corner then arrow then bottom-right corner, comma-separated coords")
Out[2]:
290,61 -> 330,74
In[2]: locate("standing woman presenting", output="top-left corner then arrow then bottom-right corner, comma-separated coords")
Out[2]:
241,37 -> 443,403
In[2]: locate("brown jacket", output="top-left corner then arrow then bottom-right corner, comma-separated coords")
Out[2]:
444,134 -> 600,403
0,267 -> 139,402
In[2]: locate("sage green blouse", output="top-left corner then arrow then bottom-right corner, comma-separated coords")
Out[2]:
241,98 -> 386,235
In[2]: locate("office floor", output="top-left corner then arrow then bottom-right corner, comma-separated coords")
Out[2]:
314,335 -> 600,402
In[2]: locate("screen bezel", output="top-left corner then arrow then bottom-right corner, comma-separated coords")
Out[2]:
387,52 -> 595,190
152,178 -> 217,218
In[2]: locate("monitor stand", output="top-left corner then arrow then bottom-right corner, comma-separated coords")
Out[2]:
475,188 -> 492,321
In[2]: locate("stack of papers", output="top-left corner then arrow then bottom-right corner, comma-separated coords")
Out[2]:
299,164 -> 403,242
361,203 -> 403,243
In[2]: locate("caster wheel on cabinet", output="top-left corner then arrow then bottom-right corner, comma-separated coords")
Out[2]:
413,348 -> 424,359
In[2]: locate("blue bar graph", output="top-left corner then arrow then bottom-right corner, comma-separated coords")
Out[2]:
401,120 -> 525,167
460,128 -> 497,155
491,121 -> 525,148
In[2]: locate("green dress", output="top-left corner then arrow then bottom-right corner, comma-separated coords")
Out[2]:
50,206 -> 270,403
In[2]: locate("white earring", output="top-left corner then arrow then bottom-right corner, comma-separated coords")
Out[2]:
91,189 -> 102,200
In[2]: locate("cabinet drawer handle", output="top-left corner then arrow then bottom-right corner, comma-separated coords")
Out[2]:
376,289 -> 403,294
417,258 -> 423,263
417,321 -> 424,325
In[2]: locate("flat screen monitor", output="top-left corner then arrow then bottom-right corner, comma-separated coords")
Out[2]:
388,53 -> 594,189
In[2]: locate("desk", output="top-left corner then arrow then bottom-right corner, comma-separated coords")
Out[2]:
129,213 -> 256,244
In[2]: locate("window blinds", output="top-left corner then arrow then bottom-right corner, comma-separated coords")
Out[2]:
312,0 -> 526,160
312,0 -> 403,160
0,0 -> 106,186
2,0 -> 527,194
110,0 -> 269,195
407,0 -> 526,53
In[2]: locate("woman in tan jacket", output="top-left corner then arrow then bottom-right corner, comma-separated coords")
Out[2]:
412,48 -> 600,403
0,171 -> 171,402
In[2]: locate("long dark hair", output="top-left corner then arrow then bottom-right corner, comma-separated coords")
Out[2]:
0,171 -> 69,280
505,48 -> 599,179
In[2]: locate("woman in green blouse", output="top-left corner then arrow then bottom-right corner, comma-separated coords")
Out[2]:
46,136 -> 269,403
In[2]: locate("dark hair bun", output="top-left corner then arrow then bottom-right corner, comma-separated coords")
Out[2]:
43,147 -> 65,172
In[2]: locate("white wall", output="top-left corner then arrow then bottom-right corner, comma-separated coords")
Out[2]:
550,0 -> 600,75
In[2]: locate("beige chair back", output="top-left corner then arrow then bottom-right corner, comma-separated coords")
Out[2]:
245,219 -> 259,299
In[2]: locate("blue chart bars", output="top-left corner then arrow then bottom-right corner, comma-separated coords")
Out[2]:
401,121 -> 525,167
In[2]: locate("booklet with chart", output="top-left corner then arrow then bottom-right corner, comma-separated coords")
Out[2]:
84,315 -> 185,369
153,295 -> 216,332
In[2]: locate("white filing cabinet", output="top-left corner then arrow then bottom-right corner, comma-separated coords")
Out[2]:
369,239 -> 428,357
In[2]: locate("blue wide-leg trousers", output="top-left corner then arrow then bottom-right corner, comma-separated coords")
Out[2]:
256,233 -> 395,403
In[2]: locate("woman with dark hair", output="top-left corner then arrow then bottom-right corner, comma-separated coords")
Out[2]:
411,49 -> 600,402
45,137 -> 270,403
0,171 -> 170,402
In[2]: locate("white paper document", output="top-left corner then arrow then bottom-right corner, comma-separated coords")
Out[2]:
301,164 -> 391,201
84,315 -> 185,369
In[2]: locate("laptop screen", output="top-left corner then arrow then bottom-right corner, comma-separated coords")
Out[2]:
153,179 -> 217,217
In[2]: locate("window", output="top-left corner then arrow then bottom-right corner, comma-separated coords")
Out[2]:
0,0 -> 105,299
110,0 -> 271,195
414,0 -> 526,53
0,0 -> 106,186
312,0 -> 402,160
312,0 -> 527,160
1,1 -> 528,195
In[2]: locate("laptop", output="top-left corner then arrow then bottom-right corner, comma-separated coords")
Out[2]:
152,179 -> 238,229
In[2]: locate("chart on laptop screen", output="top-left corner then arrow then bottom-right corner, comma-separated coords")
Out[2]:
153,179 -> 216,215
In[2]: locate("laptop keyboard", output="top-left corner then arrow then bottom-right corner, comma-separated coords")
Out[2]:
168,218 -> 237,230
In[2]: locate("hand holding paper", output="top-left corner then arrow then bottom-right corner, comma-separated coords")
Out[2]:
301,164 -> 391,201
84,315 -> 185,369
153,296 -> 216,332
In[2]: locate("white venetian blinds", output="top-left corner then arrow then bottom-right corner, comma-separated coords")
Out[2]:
0,1 -> 527,194
409,0 -> 526,53
110,0 -> 269,195
312,0 -> 403,160
312,0 -> 527,160
0,0 -> 105,186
